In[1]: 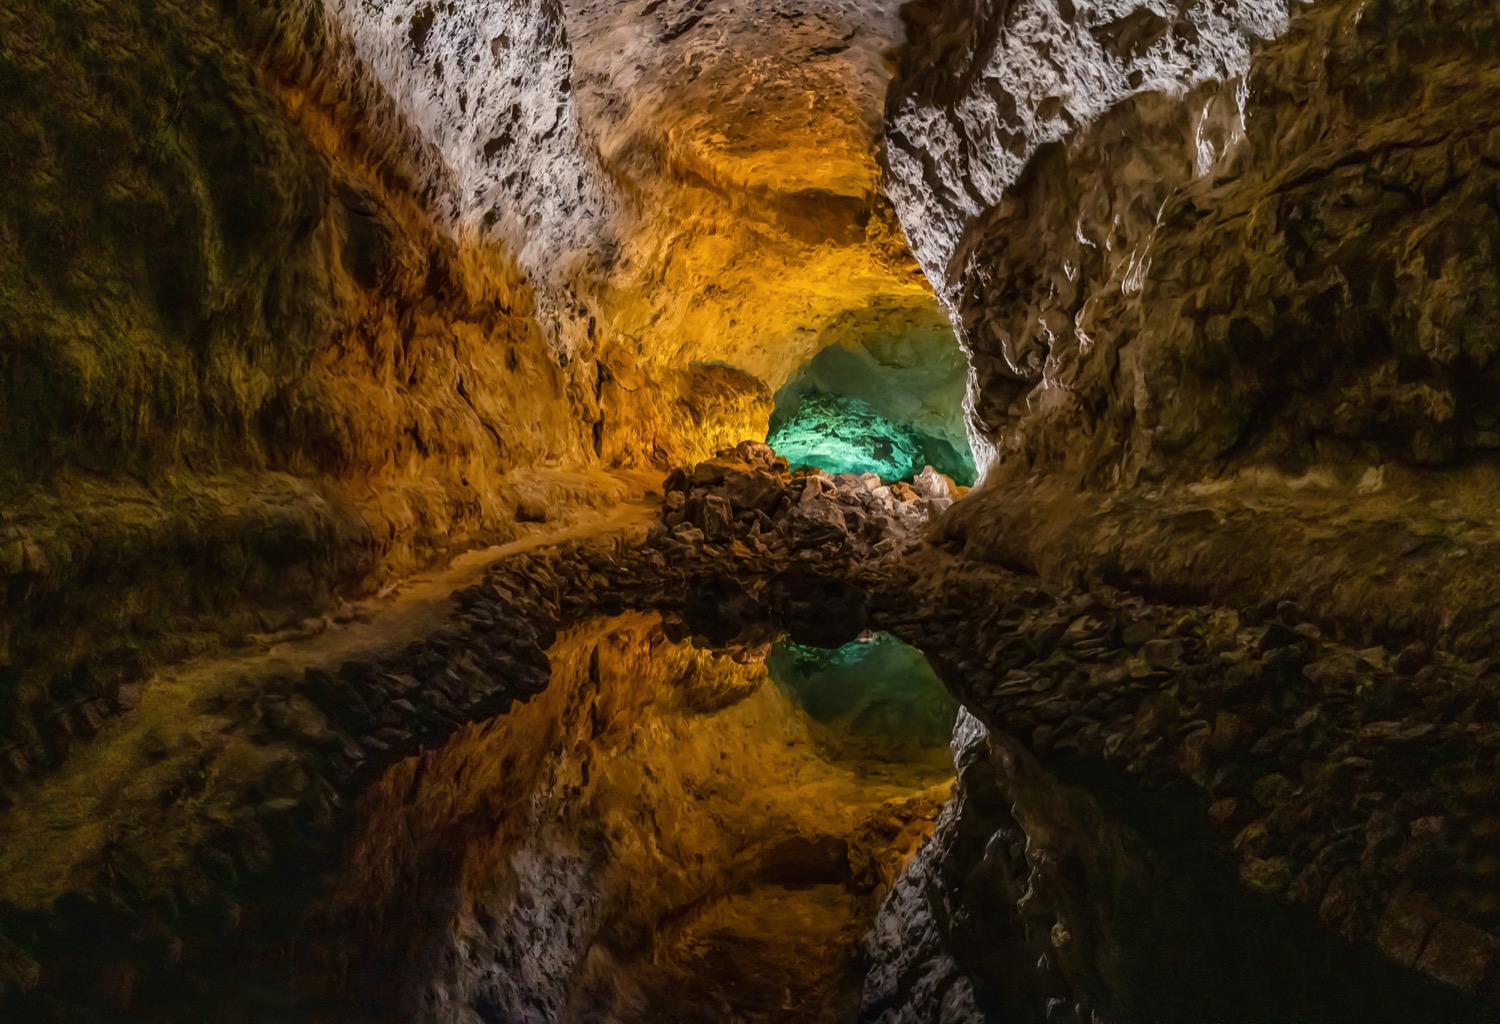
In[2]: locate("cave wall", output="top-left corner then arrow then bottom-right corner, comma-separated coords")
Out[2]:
884,0 -> 1288,471
1,0 -> 967,766
558,0 -> 956,463
889,0 -> 1500,485
871,2 -> 1500,1013
0,0 -> 630,773
316,0 -> 963,466
883,0 -> 1500,648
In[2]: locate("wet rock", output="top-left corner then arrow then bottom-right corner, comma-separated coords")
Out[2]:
910,467 -> 957,502
771,574 -> 869,649
789,502 -> 849,549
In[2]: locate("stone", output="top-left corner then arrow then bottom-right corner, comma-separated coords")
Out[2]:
788,502 -> 849,549
1416,920 -> 1500,988
717,468 -> 786,515
699,495 -> 734,542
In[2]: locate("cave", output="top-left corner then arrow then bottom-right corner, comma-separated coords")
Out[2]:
4,0 -> 1500,1021
766,331 -> 978,485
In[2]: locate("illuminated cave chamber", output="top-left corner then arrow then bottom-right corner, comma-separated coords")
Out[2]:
9,0 -> 1500,1016
766,328 -> 978,485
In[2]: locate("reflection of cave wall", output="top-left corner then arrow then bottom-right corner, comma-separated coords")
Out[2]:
316,615 -> 950,1023
866,712 -> 1494,1024
766,634 -> 959,754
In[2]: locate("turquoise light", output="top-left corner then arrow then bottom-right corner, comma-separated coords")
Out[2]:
766,391 -> 977,485
765,633 -> 959,750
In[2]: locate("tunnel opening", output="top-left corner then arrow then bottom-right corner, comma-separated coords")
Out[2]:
765,333 -> 978,486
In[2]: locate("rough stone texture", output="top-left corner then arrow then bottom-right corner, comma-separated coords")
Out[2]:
4,449 -> 1500,1018
306,0 -> 961,459
0,0 -> 626,766
882,0 -> 1500,795
884,0 -> 1288,298
907,0 -> 1500,482
559,0 -> 946,393
870,540 -> 1500,1014
9,0 -> 1500,1015
887,0 -> 1500,480
303,0 -> 615,356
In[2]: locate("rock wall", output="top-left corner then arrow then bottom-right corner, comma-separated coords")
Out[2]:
0,0 -> 656,773
884,0 -> 1500,647
306,0 -> 961,463
893,0 -> 1500,483
883,0 -> 1285,285
559,0 -> 958,470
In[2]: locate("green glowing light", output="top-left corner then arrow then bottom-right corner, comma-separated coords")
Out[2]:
766,633 -> 959,749
766,391 -> 976,484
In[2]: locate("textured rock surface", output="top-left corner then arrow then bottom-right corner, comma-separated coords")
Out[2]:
883,0 -> 1500,695
865,537 -> 1500,1013
9,0 -> 1500,1019
0,0 -> 959,774
884,0 -> 1288,296
559,0 -> 956,461
895,0 -> 1500,481
306,0 -> 958,449
0,0 -> 623,765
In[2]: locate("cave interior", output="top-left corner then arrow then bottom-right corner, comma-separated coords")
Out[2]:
3,0 -> 1500,1021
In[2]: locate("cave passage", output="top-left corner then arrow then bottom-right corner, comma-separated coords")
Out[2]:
766,335 -> 978,486
6,0 -> 1500,1017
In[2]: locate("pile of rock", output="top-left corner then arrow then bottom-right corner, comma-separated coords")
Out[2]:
656,441 -> 962,565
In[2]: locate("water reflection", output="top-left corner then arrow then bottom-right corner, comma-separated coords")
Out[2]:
297,612 -> 1490,1024
312,614 -> 952,1022
766,634 -> 959,757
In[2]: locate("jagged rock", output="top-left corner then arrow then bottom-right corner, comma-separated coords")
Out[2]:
789,502 -> 851,549
718,468 -> 787,515
910,467 -> 957,502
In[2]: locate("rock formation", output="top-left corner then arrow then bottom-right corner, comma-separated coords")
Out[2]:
886,0 -> 1500,635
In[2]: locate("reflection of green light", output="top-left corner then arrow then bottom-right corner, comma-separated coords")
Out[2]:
765,633 -> 958,749
766,391 -> 976,485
